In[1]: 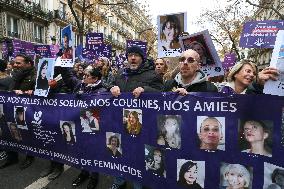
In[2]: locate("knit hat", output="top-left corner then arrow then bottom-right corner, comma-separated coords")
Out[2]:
126,46 -> 145,60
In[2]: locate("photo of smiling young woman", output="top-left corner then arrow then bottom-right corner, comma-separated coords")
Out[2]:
220,162 -> 252,189
197,116 -> 225,151
123,109 -> 142,136
238,119 -> 273,157
177,159 -> 205,189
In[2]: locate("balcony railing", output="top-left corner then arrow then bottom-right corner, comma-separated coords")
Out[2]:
0,0 -> 53,22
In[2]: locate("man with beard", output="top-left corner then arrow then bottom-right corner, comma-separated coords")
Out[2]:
164,49 -> 217,94
0,54 -> 36,169
109,46 -> 163,189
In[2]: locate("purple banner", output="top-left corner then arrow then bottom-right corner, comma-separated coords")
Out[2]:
0,92 -> 283,189
115,53 -> 127,68
50,45 -> 59,58
1,42 -> 8,59
86,33 -> 104,49
83,44 -> 112,60
126,40 -> 147,57
12,39 -> 22,57
223,53 -> 237,70
34,45 -> 51,58
21,41 -> 35,58
239,20 -> 284,48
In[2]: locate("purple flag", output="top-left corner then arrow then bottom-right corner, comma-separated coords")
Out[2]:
2,42 -> 8,59
115,53 -> 127,68
22,41 -> 35,57
239,20 -> 284,48
12,39 -> 22,57
223,53 -> 237,70
126,40 -> 147,57
86,33 -> 104,49
50,45 -> 59,58
34,45 -> 51,58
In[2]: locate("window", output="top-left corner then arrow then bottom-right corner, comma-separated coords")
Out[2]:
34,24 -> 44,43
7,15 -> 19,38
59,2 -> 66,19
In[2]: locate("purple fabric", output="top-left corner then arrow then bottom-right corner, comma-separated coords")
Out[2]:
239,20 -> 284,48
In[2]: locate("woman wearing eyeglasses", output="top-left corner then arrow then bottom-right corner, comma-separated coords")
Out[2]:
220,60 -> 279,94
48,66 -> 107,189
164,49 -> 217,95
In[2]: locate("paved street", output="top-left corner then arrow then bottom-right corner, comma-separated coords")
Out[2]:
0,154 -> 134,189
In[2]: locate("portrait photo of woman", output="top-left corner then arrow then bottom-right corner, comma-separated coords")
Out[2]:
220,163 -> 252,189
239,119 -> 273,157
181,35 -> 214,66
177,159 -> 205,189
60,121 -> 76,145
36,60 -> 49,91
62,33 -> 73,59
197,116 -> 225,151
123,109 -> 142,136
159,14 -> 181,51
14,106 -> 27,129
80,108 -> 100,133
157,115 -> 181,149
106,132 -> 122,157
264,162 -> 284,189
145,145 -> 166,178
8,122 -> 22,142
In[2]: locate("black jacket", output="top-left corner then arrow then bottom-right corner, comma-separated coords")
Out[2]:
11,67 -> 36,91
111,59 -> 163,92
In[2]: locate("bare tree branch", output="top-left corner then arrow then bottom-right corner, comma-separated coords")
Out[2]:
245,0 -> 284,19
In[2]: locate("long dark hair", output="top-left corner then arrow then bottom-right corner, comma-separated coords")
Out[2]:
62,122 -> 75,144
38,60 -> 48,79
178,161 -> 198,186
161,15 -> 181,46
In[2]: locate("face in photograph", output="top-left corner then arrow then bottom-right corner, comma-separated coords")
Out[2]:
198,117 -> 223,151
240,120 -> 272,157
124,109 -> 142,135
8,122 -> 22,141
61,121 -> 75,145
80,109 -> 100,132
14,106 -> 27,129
221,163 -> 251,189
157,115 -> 181,149
145,145 -> 166,177
177,160 -> 204,188
160,14 -> 182,50
106,133 -> 122,157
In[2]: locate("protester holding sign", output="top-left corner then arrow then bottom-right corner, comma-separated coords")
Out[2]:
164,49 -> 217,95
3,54 -> 36,170
110,45 -> 163,189
220,60 -> 279,94
55,66 -> 107,189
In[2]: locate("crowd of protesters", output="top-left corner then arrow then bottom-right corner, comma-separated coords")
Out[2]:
0,43 -> 280,189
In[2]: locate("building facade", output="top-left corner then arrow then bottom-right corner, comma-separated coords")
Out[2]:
0,0 -> 155,58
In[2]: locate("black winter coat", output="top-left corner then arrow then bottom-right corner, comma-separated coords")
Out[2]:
111,60 -> 163,92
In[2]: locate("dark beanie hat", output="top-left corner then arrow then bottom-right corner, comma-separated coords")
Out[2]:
126,46 -> 144,60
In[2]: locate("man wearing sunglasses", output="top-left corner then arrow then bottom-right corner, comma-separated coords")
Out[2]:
164,49 -> 217,95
